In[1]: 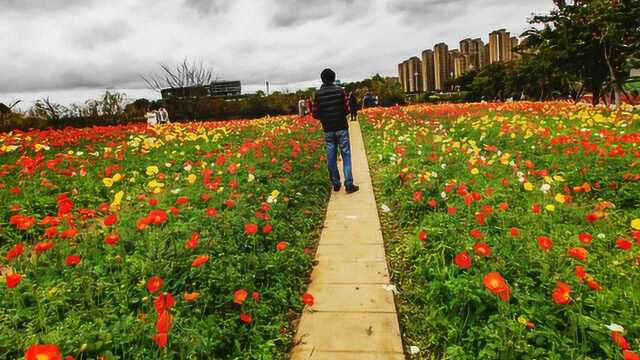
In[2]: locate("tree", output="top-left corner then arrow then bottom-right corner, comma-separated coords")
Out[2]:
31,97 -> 68,123
523,0 -> 640,105
0,100 -> 21,115
142,58 -> 215,96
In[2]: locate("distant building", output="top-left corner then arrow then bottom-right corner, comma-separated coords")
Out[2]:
210,81 -> 241,97
448,50 -> 460,80
453,55 -> 468,79
489,29 -> 514,63
510,37 -> 520,60
471,38 -> 486,70
161,80 -> 241,99
421,50 -> 436,92
407,57 -> 423,93
398,63 -> 406,92
434,43 -> 449,91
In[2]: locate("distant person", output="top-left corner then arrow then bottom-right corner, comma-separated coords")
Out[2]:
312,68 -> 359,194
145,109 -> 158,126
159,107 -> 170,123
362,92 -> 376,109
305,97 -> 311,114
349,92 -> 358,121
298,98 -> 307,117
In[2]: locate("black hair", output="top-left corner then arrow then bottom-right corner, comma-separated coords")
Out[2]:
321,68 -> 336,84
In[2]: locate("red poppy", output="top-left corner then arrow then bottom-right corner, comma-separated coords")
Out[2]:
148,210 -> 168,225
175,197 -> 189,206
224,199 -> 235,208
169,207 -> 179,216
612,331 -> 630,350
567,247 -> 588,261
9,214 -> 36,230
454,252 -> 472,269
240,312 -> 252,324
65,255 -> 81,267
427,198 -> 437,208
418,230 -> 427,242
498,202 -> 509,211
191,255 -> 209,267
537,236 -> 553,251
551,282 -> 572,305
262,224 -> 272,234
244,224 -> 258,235
24,344 -> 62,360
473,242 -> 491,257
531,204 -> 541,214
482,272 -> 511,301
60,228 -> 78,239
447,206 -> 457,215
624,350 -> 640,360
44,226 -> 58,239
6,243 -> 25,260
578,232 -> 593,244
585,276 -> 602,291
234,289 -> 248,304
510,227 -> 520,237
147,276 -> 163,293
6,273 -> 22,289
252,291 -> 260,301
148,198 -> 158,207
152,332 -> 168,348
413,191 -> 423,202
617,238 -> 633,250
585,212 -> 599,223
103,214 -> 117,227
155,311 -> 172,333
205,208 -> 218,217
35,242 -> 55,254
276,242 -> 289,251
185,232 -> 200,250
575,265 -> 586,279
104,233 -> 119,246
469,229 -> 483,239
154,292 -> 175,314
302,292 -> 314,306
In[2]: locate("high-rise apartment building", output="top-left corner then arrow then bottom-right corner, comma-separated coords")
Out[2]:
453,55 -> 468,79
489,29 -> 514,63
433,43 -> 449,91
407,57 -> 423,93
470,38 -> 485,70
421,50 -> 436,92
397,61 -> 404,92
448,49 -> 459,80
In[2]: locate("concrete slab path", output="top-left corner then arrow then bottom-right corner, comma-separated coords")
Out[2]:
291,121 -> 405,360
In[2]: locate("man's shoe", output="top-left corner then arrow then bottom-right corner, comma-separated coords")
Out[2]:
345,185 -> 359,194
333,184 -> 341,192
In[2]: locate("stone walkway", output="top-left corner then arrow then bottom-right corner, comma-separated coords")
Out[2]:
291,122 -> 404,360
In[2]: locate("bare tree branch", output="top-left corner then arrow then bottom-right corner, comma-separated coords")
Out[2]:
142,58 -> 215,93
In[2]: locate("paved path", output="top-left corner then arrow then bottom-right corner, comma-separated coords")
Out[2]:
291,122 -> 405,360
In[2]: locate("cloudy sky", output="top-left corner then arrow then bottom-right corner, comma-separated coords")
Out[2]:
1,0 -> 553,108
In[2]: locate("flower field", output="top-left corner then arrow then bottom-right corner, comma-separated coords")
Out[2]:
361,102 -> 640,359
0,116 -> 329,359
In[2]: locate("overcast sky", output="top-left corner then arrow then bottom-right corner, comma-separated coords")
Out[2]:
0,0 -> 553,107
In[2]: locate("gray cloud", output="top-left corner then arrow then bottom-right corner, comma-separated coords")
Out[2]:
271,0 -> 369,27
0,0 -> 554,104
183,0 -> 233,14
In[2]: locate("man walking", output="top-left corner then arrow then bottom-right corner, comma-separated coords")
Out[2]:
312,69 -> 359,194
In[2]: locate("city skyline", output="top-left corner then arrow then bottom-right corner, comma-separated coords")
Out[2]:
398,28 -> 521,93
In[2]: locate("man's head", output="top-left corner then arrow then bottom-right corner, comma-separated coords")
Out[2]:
321,68 -> 336,84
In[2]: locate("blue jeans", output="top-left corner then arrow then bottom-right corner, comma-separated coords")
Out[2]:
323,129 -> 354,187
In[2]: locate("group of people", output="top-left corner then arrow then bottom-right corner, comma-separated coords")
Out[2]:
145,107 -> 170,126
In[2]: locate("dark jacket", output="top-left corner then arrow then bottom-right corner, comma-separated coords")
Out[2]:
312,84 -> 350,132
